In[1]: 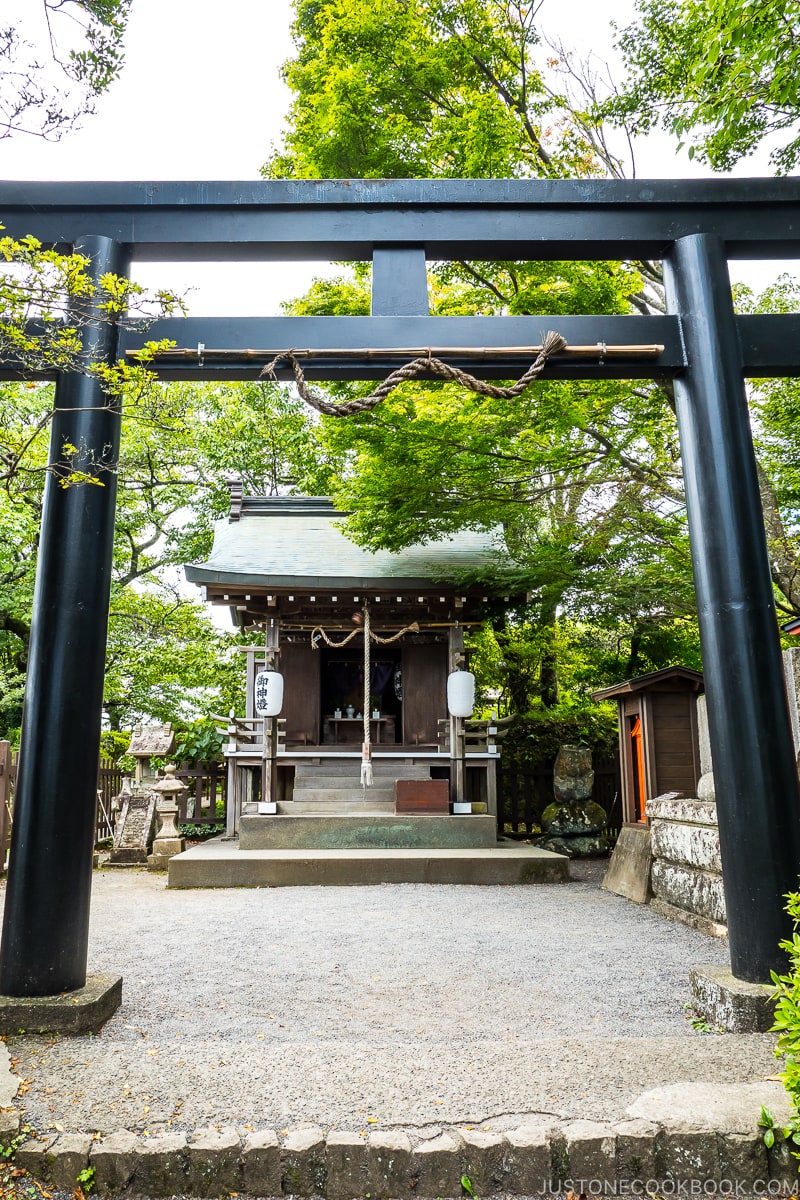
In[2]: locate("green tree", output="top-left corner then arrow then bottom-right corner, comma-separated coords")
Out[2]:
265,0 -> 629,180
1,0 -> 131,141
266,0 -> 696,704
0,374 -> 328,736
736,278 -> 800,620
0,226 -> 183,385
610,0 -> 800,172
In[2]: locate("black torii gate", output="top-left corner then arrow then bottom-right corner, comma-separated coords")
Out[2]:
1,178 -> 799,995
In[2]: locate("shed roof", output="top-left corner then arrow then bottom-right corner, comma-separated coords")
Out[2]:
591,665 -> 704,701
185,496 -> 506,591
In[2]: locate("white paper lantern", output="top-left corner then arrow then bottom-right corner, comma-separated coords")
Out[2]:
447,669 -> 475,718
254,670 -> 284,717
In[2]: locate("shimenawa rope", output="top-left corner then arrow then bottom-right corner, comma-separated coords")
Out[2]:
260,330 -> 567,416
310,622 -> 420,649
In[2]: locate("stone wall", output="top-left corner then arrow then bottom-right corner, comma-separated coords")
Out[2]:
647,794 -> 726,936
645,694 -> 727,936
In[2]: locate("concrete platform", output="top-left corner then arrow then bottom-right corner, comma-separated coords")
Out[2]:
239,812 -> 497,850
168,838 -> 568,887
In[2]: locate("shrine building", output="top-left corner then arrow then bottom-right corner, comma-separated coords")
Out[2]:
169,488 -> 569,885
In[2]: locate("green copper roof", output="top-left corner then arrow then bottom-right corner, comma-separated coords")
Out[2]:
185,497 -> 503,590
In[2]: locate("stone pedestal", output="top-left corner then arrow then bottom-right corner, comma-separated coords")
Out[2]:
689,964 -> 775,1032
147,835 -> 185,871
537,744 -> 609,857
0,974 -> 122,1034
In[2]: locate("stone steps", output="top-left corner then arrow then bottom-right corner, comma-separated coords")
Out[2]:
169,839 -> 569,887
294,767 -> 431,784
291,765 -> 436,814
240,813 -> 498,850
288,786 -> 395,805
293,776 -> 423,790
12,1079 -> 793,1192
279,799 -> 395,814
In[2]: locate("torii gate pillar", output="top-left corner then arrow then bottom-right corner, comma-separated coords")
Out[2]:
666,233 -> 800,983
0,236 -> 127,998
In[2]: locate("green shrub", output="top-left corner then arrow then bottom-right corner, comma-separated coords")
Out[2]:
172,718 -> 224,765
772,892 -> 800,1141
179,822 -> 224,841
99,729 -> 131,761
502,698 -> 618,769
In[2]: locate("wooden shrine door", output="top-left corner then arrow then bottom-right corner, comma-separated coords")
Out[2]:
281,643 -> 321,745
401,642 -> 447,746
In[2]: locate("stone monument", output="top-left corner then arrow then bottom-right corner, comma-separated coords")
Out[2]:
107,724 -> 175,866
108,779 -> 158,865
538,743 -> 609,857
695,694 -> 715,801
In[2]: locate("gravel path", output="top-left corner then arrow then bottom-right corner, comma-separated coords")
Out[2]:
1,862 -> 776,1136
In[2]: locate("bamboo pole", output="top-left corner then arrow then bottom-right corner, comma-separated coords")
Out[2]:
127,342 -> 665,362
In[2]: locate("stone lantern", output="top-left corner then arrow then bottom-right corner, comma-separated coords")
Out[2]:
147,764 -> 187,871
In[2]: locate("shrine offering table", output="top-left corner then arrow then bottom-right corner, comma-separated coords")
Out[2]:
327,716 -> 394,744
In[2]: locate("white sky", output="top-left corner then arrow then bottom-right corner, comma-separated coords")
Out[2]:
1,0 -> 789,308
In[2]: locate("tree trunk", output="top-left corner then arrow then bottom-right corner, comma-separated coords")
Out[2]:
538,591 -> 560,708
624,626 -> 643,678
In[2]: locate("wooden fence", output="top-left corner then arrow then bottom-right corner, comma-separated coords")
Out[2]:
0,747 -> 127,868
174,761 -> 227,825
0,748 -> 230,870
0,742 -> 12,871
498,752 -> 621,837
97,758 -> 123,840
0,742 -> 616,866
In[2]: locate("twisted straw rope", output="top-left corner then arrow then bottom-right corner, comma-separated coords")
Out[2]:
260,330 -> 567,416
310,621 -> 420,649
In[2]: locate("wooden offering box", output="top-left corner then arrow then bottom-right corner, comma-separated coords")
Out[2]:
395,779 -> 450,814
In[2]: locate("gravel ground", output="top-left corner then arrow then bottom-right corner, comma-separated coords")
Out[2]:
0,861 -> 777,1137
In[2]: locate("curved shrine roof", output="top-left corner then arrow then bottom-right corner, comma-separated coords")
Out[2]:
185,496 -> 504,591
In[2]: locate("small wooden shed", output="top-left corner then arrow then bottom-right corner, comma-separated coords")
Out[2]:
592,667 -> 704,825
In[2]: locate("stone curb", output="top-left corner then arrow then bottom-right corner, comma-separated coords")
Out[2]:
6,1118 -> 793,1196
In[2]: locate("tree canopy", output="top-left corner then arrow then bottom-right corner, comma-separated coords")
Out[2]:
260,0 -> 699,712
1,0 -> 796,734
0,374 -> 329,738
265,0 -> 628,180
1,0 -> 130,141
610,0 -> 800,172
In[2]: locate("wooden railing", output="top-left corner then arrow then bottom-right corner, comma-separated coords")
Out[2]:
213,713 -> 286,754
437,715 -> 512,754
